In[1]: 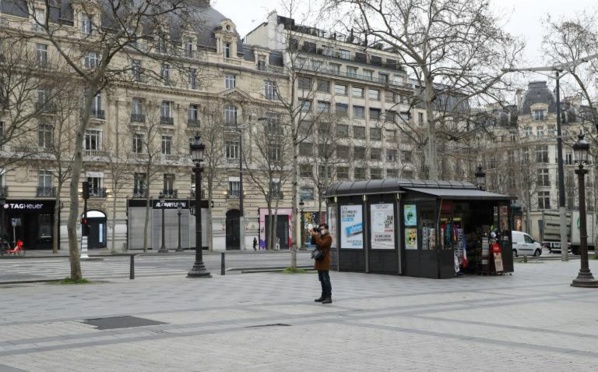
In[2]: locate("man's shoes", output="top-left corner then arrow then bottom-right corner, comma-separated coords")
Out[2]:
314,296 -> 325,302
321,297 -> 332,304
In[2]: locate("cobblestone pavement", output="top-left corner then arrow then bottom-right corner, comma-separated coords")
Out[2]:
1,259 -> 598,371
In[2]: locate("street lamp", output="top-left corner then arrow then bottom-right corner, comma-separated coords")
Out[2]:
475,165 -> 486,191
238,127 -> 245,251
571,133 -> 598,287
187,134 -> 211,278
176,204 -> 183,252
299,199 -> 305,249
158,191 -> 168,253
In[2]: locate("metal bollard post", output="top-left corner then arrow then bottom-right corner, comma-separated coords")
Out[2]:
221,252 -> 225,276
130,255 -> 135,280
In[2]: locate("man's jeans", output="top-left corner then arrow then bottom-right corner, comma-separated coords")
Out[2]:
318,270 -> 332,297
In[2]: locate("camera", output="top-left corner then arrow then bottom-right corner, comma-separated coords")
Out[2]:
308,224 -> 320,233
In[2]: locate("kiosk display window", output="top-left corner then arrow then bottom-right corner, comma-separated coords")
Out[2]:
370,203 -> 394,249
340,205 -> 363,249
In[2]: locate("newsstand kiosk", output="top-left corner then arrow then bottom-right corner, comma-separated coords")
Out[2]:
324,179 -> 515,279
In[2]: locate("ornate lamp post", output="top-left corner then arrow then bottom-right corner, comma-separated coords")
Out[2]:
176,204 -> 183,252
158,191 -> 168,253
571,133 -> 598,287
475,165 -> 486,191
299,199 -> 305,249
188,134 -> 211,278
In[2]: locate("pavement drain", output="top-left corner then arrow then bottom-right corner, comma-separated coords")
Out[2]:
246,323 -> 291,328
83,316 -> 167,330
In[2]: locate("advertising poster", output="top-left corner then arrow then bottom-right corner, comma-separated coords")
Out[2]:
328,205 -> 337,248
370,204 -> 395,249
405,228 -> 418,250
404,205 -> 417,226
340,205 -> 363,249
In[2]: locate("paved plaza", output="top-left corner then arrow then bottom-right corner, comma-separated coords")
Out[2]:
1,257 -> 598,371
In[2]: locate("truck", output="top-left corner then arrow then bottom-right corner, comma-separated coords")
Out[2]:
570,210 -> 597,255
530,210 -> 596,254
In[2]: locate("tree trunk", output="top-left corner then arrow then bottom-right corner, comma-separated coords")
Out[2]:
52,194 -> 61,254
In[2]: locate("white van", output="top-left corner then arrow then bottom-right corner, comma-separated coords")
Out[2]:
512,231 -> 542,257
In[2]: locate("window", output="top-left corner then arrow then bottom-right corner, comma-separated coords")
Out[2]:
132,60 -> 141,81
379,73 -> 389,84
565,153 -> 573,165
225,74 -> 236,89
368,89 -> 380,100
299,99 -> 311,112
418,112 -> 424,125
87,176 -> 103,197
352,86 -> 364,98
536,145 -> 549,163
370,148 -> 382,161
538,191 -> 551,209
134,173 -> 146,195
317,101 -> 330,113
265,80 -> 277,100
224,104 -> 237,124
402,151 -> 412,162
38,89 -> 49,104
363,70 -> 374,81
265,112 -> 281,131
228,180 -> 240,198
84,52 -> 99,68
38,124 -> 53,148
385,91 -> 396,103
318,165 -> 331,179
85,129 -> 101,151
537,168 -> 550,186
337,166 -> 349,179
133,133 -> 144,153
257,55 -> 266,70
225,140 -> 240,160
161,135 -> 172,155
163,174 -> 175,193
184,38 -> 194,58
161,63 -> 171,82
386,129 -> 397,143
385,111 -> 396,123
269,144 -> 282,162
81,14 -> 92,34
339,49 -> 351,60
402,170 -> 414,179
354,126 -> 366,139
131,98 -> 144,122
337,124 -> 349,138
386,149 -> 397,161
387,169 -> 398,178
371,168 -> 383,179
299,143 -> 313,156
533,110 -> 546,121
317,80 -> 330,93
337,145 -> 350,159
38,170 -> 53,188
335,84 -> 347,96
353,106 -> 365,119
355,167 -> 366,179
335,103 -> 348,117
300,164 -> 312,178
298,77 -> 312,90
369,108 -> 381,120
36,44 -> 48,67
157,33 -> 168,54
354,146 -> 366,158
346,66 -> 357,77
91,93 -> 103,118
270,180 -> 282,198
536,126 -> 545,138
370,128 -> 382,141
32,8 -> 45,31
161,101 -> 172,118
224,42 -> 231,58
189,68 -> 197,89
329,63 -> 341,74
524,127 -> 532,137
188,104 -> 199,122
300,187 -> 315,201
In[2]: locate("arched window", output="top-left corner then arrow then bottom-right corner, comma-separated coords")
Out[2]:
224,104 -> 237,125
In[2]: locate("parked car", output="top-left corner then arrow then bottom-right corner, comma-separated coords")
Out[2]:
512,231 -> 542,257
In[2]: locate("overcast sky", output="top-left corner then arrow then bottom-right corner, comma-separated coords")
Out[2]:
212,0 -> 595,67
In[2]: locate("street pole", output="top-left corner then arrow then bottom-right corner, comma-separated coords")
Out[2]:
299,199 -> 305,249
239,129 -> 245,250
176,204 -> 182,251
555,71 -> 569,261
188,134 -> 211,278
158,192 -> 168,253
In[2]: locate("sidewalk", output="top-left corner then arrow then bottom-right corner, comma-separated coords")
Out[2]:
1,259 -> 598,371
4,247 -> 301,258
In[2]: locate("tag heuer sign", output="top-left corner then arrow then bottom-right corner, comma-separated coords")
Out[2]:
4,203 -> 44,210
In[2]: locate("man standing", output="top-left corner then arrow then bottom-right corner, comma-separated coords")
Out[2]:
310,223 -> 333,304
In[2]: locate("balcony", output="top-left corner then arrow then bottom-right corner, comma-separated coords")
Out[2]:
190,189 -> 206,199
90,187 -> 107,198
267,191 -> 284,200
37,186 -> 56,197
131,113 -> 145,123
132,189 -> 147,198
227,190 -> 240,199
160,116 -> 174,125
84,150 -> 108,157
187,119 -> 200,128
91,109 -> 105,120
162,189 -> 178,198
0,186 -> 8,199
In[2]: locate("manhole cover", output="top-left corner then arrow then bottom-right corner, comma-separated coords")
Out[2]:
83,316 -> 166,330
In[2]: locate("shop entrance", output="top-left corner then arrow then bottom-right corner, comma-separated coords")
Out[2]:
226,209 -> 240,250
265,215 -> 289,250
82,210 -> 107,249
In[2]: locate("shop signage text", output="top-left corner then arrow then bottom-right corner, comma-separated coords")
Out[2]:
4,203 -> 44,210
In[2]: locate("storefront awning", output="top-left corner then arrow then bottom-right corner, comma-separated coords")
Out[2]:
404,187 -> 513,201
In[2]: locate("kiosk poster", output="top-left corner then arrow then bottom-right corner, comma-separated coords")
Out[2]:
340,205 -> 363,249
370,203 -> 394,249
404,205 -> 417,226
328,204 -> 337,248
405,228 -> 418,249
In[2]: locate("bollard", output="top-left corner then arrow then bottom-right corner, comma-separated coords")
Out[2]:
523,255 -> 527,263
221,252 -> 225,276
130,255 -> 135,280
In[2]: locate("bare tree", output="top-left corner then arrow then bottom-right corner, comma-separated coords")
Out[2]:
326,0 -> 523,180
2,0 -> 206,279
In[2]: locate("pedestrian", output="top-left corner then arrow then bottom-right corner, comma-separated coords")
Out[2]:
310,223 -> 333,304
253,237 -> 258,251
275,236 -> 280,250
